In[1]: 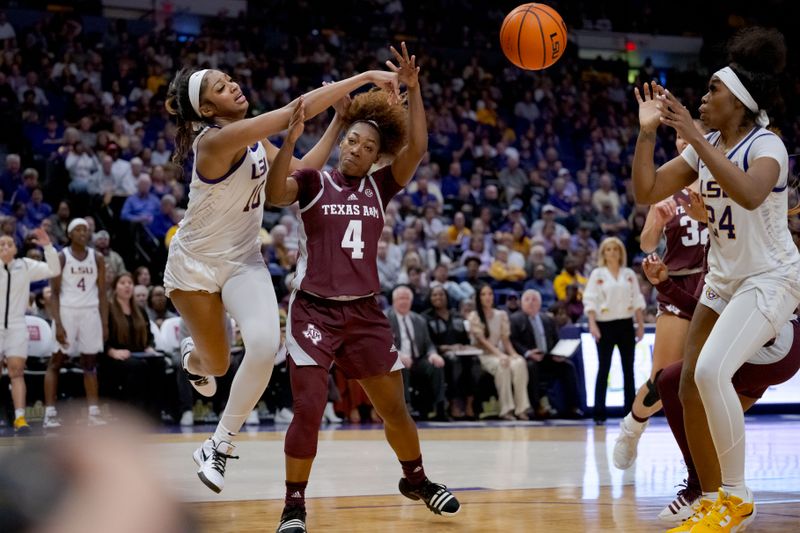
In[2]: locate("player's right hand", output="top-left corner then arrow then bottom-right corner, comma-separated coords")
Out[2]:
678,188 -> 708,223
642,253 -> 669,285
653,197 -> 677,226
287,97 -> 305,144
634,80 -> 664,132
369,70 -> 400,105
56,324 -> 68,347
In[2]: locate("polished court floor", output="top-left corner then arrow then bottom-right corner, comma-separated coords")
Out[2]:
163,416 -> 800,532
3,416 -> 799,531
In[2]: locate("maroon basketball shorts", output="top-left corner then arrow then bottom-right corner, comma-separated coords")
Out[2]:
656,272 -> 704,321
285,291 -> 402,379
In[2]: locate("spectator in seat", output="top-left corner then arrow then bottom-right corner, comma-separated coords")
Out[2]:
0,154 -> 21,200
133,265 -> 151,288
423,286 -> 480,419
553,255 -> 588,302
121,175 -> 160,225
446,211 -> 471,247
146,285 -> 176,327
489,245 -> 526,286
510,289 -> 583,419
386,285 -> 447,420
93,230 -> 126,282
524,264 -> 557,310
100,272 -> 165,420
25,187 -> 51,226
468,283 -> 530,420
149,194 -> 179,243
133,284 -> 149,308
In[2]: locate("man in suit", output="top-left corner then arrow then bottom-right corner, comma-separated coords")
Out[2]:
386,285 -> 447,420
510,289 -> 583,418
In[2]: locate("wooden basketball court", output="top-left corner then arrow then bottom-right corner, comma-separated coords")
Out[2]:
150,417 -> 800,532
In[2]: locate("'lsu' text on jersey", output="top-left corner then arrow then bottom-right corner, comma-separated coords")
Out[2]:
60,247 -> 98,308
292,167 -> 403,298
681,127 -> 800,283
171,126 -> 269,260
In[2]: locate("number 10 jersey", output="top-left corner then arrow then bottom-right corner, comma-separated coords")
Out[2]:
292,167 -> 402,298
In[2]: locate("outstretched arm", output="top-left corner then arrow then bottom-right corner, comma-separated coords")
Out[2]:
388,43 -> 427,186
202,70 -> 398,164
265,99 -> 305,207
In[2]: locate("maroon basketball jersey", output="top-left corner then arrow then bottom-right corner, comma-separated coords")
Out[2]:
662,190 -> 708,273
291,166 -> 403,298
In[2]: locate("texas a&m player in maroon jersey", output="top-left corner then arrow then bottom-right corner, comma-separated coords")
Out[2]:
266,44 -> 460,533
613,120 -> 710,472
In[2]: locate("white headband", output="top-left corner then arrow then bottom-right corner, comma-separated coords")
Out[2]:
714,66 -> 769,127
188,69 -> 210,117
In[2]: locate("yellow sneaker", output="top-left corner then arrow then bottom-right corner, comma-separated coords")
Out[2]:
689,489 -> 756,532
667,498 -> 714,533
13,415 -> 31,435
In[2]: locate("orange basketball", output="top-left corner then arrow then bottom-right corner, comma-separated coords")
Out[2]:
500,3 -> 568,70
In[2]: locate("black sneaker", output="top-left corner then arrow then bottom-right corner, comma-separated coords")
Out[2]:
276,505 -> 307,532
399,477 -> 461,516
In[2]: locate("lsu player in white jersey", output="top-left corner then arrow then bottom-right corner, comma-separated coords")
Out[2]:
45,218 -> 108,428
632,28 -> 800,532
163,66 -> 400,493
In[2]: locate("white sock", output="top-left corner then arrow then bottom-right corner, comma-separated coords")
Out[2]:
723,484 -> 752,502
624,413 -> 646,432
703,491 -> 717,501
88,405 -> 101,416
213,423 -> 236,444
14,408 -> 25,419
45,406 -> 57,417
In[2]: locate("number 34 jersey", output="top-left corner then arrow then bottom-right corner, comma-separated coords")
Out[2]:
292,167 -> 403,298
681,127 -> 800,283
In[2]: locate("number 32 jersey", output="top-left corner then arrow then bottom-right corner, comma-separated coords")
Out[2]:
681,127 -> 800,283
292,167 -> 403,298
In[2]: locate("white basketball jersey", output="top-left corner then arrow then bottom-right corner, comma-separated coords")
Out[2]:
682,127 -> 800,282
172,126 -> 269,259
61,247 -> 98,308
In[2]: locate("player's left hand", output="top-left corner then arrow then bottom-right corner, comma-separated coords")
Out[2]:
641,253 -> 669,285
657,89 -> 700,144
386,42 -> 419,90
31,227 -> 51,247
678,188 -> 708,223
287,97 -> 305,144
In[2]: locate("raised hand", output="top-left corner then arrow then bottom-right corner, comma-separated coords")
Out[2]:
642,253 -> 669,285
370,70 -> 400,105
634,81 -> 664,132
31,227 -> 52,247
653,197 -> 677,226
678,188 -> 708,223
385,41 -> 419,89
658,89 -> 700,144
287,97 -> 305,144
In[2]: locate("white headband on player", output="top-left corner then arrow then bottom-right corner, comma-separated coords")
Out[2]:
188,69 -> 210,117
714,66 -> 769,127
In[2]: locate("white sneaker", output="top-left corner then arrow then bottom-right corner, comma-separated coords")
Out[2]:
275,407 -> 294,424
181,337 -> 216,397
192,437 -> 238,494
658,486 -> 702,523
42,413 -> 62,429
88,413 -> 108,426
245,410 -> 260,426
613,415 -> 648,469
322,402 -> 343,424
180,410 -> 194,427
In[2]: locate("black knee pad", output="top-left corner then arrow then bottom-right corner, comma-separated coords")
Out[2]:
642,369 -> 664,408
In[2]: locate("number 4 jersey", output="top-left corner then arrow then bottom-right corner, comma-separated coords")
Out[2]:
292,167 -> 403,298
681,127 -> 800,284
60,246 -> 98,308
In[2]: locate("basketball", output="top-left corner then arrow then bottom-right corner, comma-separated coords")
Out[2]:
500,3 -> 567,70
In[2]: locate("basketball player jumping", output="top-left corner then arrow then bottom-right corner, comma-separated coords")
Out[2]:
164,65 -> 399,493
266,43 -> 460,533
633,27 -> 800,532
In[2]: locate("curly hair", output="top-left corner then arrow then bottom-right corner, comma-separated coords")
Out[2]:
165,67 -> 210,165
342,88 -> 408,156
727,27 -> 786,115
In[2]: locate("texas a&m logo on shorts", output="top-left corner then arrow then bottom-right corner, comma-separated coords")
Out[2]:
303,324 -> 322,345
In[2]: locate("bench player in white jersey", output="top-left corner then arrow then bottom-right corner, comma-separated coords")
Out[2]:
45,218 -> 108,428
632,28 -> 800,532
162,65 -> 400,493
0,229 -> 60,433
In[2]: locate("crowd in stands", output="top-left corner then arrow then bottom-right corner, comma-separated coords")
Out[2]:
1,3 -> 799,426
